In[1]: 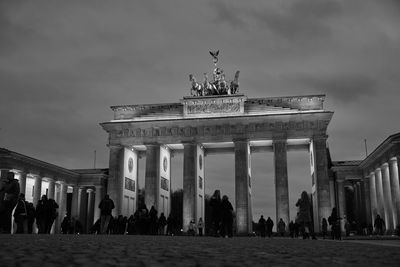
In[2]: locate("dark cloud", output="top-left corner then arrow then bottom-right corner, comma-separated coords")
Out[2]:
209,1 -> 245,28
0,0 -> 399,220
210,0 -> 342,42
287,73 -> 377,104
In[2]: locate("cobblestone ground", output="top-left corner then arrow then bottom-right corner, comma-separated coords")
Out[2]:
0,235 -> 399,267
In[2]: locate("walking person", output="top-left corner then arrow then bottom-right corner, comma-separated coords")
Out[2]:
14,193 -> 28,234
277,218 -> 286,237
209,190 -> 222,237
258,215 -> 266,237
266,217 -> 274,238
289,221 -> 295,238
197,217 -> 204,236
158,213 -> 167,235
188,219 -> 196,236
296,191 -> 312,239
98,194 -> 115,234
0,172 -> 20,233
36,195 -> 49,234
328,207 -> 341,240
26,202 -> 35,234
46,198 -> 59,234
321,218 -> 328,239
220,195 -> 234,238
149,206 -> 158,235
374,214 -> 385,235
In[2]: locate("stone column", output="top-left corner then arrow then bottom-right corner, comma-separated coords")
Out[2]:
183,142 -> 197,232
336,179 -> 346,232
78,188 -> 88,233
311,137 -> 331,232
363,176 -> 372,226
273,140 -> 289,231
33,175 -> 43,206
375,168 -> 385,221
57,182 -> 68,232
369,171 -> 378,222
108,145 -> 124,216
389,157 -> 400,228
94,185 -> 103,223
234,139 -> 252,235
86,189 -> 95,232
145,144 -> 160,210
48,178 -> 56,200
354,183 -> 360,223
329,176 -> 336,209
381,163 -> 394,231
18,172 -> 27,196
70,185 -> 79,219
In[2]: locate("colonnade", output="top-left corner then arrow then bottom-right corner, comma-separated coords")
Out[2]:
0,169 -> 104,234
110,136 -> 331,234
365,157 -> 400,231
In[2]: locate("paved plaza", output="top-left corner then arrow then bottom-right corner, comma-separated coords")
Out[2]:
0,235 -> 399,267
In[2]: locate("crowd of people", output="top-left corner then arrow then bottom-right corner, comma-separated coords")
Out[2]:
1,177 -> 397,237
77,194 -> 183,235
209,190 -> 234,237
0,172 -> 59,234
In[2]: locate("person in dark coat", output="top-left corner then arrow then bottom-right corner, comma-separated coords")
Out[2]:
328,207 -> 341,240
321,218 -> 328,239
220,195 -> 234,238
166,214 -> 175,236
98,194 -> 115,234
127,215 -> 136,235
35,195 -> 49,234
158,213 -> 167,235
266,217 -> 274,238
289,221 -> 295,238
258,215 -> 267,237
374,214 -> 385,235
277,218 -> 286,237
296,191 -> 312,239
46,198 -> 59,234
26,202 -> 36,234
14,193 -> 28,234
209,190 -> 222,236
61,215 -> 70,234
149,206 -> 158,235
0,172 -> 20,233
197,217 -> 204,236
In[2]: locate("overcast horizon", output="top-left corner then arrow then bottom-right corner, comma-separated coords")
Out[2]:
1,0 -> 399,221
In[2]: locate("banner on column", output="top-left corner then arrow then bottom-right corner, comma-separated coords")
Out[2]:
122,148 -> 138,217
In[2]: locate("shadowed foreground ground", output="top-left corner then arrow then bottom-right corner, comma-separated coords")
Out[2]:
0,235 -> 399,266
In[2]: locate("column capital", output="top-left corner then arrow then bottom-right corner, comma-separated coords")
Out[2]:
272,139 -> 287,144
107,144 -> 123,149
389,157 -> 398,163
181,141 -> 196,145
232,138 -> 249,143
312,135 -> 328,141
95,185 -> 103,190
381,162 -> 389,169
144,142 -> 160,147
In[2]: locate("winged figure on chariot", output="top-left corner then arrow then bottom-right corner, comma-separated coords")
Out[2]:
189,51 -> 240,97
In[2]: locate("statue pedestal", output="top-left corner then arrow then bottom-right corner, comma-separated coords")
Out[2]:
181,94 -> 247,118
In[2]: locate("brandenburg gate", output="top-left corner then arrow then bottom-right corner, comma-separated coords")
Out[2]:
100,52 -> 334,234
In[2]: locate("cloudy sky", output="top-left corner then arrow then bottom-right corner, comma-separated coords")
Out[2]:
1,0 -> 399,221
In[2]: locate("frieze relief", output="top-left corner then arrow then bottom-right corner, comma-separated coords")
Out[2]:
187,102 -> 240,114
112,120 -> 330,139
